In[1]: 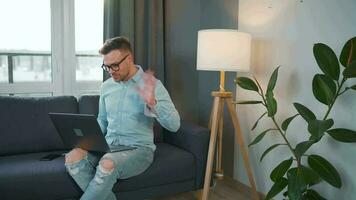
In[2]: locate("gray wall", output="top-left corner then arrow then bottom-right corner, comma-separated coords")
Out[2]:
164,0 -> 239,177
236,0 -> 356,198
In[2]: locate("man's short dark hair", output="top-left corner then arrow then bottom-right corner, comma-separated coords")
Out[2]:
99,37 -> 132,55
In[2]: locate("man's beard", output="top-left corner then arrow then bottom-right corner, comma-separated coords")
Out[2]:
112,72 -> 128,82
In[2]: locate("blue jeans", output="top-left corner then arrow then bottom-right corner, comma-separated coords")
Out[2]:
65,146 -> 154,200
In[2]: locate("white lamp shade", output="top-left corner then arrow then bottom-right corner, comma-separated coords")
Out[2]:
196,29 -> 251,72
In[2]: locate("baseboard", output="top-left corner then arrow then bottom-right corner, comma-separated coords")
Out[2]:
224,176 -> 266,200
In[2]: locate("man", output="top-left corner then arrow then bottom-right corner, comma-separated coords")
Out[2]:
64,37 -> 180,200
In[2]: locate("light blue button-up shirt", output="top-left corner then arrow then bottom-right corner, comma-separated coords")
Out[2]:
97,65 -> 180,151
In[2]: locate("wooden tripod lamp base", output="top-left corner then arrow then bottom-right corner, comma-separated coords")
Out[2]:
200,91 -> 259,200
196,29 -> 254,199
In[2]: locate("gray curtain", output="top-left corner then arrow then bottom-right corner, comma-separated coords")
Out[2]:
164,0 -> 239,178
103,0 -> 239,178
103,0 -> 165,82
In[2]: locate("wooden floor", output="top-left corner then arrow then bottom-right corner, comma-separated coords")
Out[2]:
150,178 -> 252,200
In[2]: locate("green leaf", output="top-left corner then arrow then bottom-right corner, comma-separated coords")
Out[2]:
313,43 -> 340,80
282,114 -> 299,131
265,177 -> 288,200
343,60 -> 356,78
267,66 -> 280,93
260,144 -> 282,162
295,141 -> 314,159
287,165 -> 321,200
327,128 -> 356,143
300,166 -> 321,186
235,77 -> 259,92
293,103 -> 316,123
248,129 -> 274,147
266,92 -> 277,117
308,154 -> 342,188
340,36 -> 356,68
287,168 -> 304,200
235,100 -> 262,104
308,119 -> 334,141
251,112 -> 267,131
312,74 -> 337,105
282,191 -> 288,197
270,158 -> 293,182
304,189 -> 327,200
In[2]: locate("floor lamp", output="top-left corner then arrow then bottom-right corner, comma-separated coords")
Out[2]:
196,29 -> 259,200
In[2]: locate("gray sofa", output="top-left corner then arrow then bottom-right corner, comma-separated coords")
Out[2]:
0,95 -> 210,200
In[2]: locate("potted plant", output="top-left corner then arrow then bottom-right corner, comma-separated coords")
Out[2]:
235,36 -> 356,200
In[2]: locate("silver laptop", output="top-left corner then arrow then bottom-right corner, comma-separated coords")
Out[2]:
48,113 -> 136,153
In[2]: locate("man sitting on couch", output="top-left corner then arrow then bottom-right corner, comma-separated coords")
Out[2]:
64,37 -> 180,200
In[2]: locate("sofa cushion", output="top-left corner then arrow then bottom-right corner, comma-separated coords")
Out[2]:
0,151 -> 81,200
78,95 -> 100,116
0,96 -> 78,156
78,95 -> 164,143
114,143 -> 195,192
0,144 -> 195,199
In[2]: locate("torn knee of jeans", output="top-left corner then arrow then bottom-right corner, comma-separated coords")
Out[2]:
99,158 -> 115,174
65,150 -> 88,165
94,175 -> 104,184
65,156 -> 88,175
66,165 -> 80,175
93,160 -> 115,185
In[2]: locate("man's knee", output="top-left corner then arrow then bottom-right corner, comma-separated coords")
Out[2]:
100,158 -> 115,172
65,148 -> 87,164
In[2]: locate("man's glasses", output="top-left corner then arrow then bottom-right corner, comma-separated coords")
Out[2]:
101,54 -> 129,72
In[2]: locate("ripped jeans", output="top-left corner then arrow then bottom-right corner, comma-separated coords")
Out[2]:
65,145 -> 154,200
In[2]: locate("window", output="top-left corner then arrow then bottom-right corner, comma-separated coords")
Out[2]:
12,93 -> 53,97
0,0 -> 104,96
0,0 -> 52,95
0,56 -> 8,83
12,55 -> 52,82
75,0 -> 103,82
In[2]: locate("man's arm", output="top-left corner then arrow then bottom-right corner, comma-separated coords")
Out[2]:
144,80 -> 180,132
97,89 -> 108,135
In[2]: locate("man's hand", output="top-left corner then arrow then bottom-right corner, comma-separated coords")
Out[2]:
136,69 -> 157,108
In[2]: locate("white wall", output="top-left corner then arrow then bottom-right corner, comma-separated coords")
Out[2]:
235,0 -> 356,199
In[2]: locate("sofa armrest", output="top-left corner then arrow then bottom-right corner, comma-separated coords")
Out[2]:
163,120 -> 210,189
